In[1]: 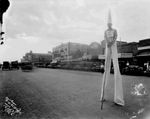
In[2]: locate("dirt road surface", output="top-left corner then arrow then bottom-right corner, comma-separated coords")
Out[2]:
0,68 -> 150,119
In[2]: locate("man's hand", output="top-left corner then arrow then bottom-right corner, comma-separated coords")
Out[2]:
107,39 -> 116,48
107,42 -> 112,48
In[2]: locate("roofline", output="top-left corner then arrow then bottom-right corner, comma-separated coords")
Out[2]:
139,38 -> 150,42
27,53 -> 52,55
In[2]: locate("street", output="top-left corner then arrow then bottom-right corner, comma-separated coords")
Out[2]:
0,68 -> 150,119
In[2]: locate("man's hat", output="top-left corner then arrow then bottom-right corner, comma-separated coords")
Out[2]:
107,10 -> 112,24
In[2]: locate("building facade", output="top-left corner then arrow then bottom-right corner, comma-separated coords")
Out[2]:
83,42 -> 104,61
98,41 -> 138,60
136,38 -> 150,66
52,42 -> 89,61
117,42 -> 138,56
52,43 -> 69,61
52,38 -> 150,64
22,51 -> 53,64
52,42 -> 105,61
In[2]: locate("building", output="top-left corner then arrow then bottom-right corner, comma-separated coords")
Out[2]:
52,39 -> 150,65
22,51 -> 53,64
115,42 -> 138,65
52,42 -> 105,61
136,38 -> 150,66
52,42 -> 89,61
83,42 -> 104,61
137,38 -> 150,55
98,41 -> 137,60
117,42 -> 138,56
116,41 -> 127,46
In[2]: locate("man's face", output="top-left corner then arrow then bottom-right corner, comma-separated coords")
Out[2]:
107,23 -> 112,29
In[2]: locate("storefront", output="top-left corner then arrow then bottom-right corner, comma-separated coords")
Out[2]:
136,39 -> 150,67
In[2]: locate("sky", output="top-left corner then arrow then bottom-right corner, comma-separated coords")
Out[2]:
0,0 -> 150,62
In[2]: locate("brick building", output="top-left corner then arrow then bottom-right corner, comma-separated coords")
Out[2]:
98,41 -> 138,60
136,38 -> 150,66
137,38 -> 150,55
52,42 -> 89,61
52,42 -> 105,61
117,42 -> 138,56
22,51 -> 53,65
52,39 -> 150,64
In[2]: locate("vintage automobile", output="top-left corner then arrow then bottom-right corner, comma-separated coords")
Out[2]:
36,63 -> 45,68
146,66 -> 150,76
20,61 -> 33,71
91,63 -> 104,73
10,61 -> 19,70
2,61 -> 11,70
47,64 -> 53,68
121,65 -> 143,75
0,63 -> 2,68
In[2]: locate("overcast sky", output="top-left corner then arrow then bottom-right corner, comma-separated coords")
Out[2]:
0,0 -> 150,62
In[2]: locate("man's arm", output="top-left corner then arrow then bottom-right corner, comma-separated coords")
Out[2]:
108,29 -> 117,47
112,29 -> 117,44
104,30 -> 109,43
104,31 -> 107,42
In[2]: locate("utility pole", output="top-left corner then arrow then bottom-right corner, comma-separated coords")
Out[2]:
0,0 -> 10,45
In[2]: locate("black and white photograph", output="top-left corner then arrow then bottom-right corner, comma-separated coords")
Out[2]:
0,0 -> 150,119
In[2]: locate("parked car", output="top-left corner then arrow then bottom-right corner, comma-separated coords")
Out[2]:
2,61 -> 11,70
55,65 -> 61,69
73,65 -> 80,70
47,64 -> 53,68
10,61 -> 19,70
99,64 -> 104,73
121,65 -> 143,75
0,64 -> 2,68
84,66 -> 91,71
146,66 -> 150,77
110,61 -> 126,74
92,65 -> 100,72
36,63 -> 45,68
142,65 -> 150,77
20,61 -> 33,71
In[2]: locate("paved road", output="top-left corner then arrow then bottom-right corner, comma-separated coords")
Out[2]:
0,68 -> 150,119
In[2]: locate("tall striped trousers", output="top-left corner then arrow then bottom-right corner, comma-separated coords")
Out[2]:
101,42 -> 124,106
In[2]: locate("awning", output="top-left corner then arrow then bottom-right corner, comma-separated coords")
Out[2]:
98,53 -> 133,59
138,46 -> 150,50
136,51 -> 150,57
98,55 -> 105,59
118,53 -> 133,58
137,54 -> 150,57
91,56 -> 98,59
51,60 -> 57,64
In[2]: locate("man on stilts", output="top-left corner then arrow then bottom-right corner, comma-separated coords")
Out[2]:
100,10 -> 124,107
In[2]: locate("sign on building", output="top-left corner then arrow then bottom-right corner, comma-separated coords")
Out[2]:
28,55 -> 32,61
98,55 -> 105,59
118,53 -> 133,58
59,46 -> 68,56
98,53 -> 133,59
